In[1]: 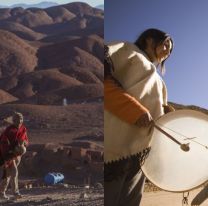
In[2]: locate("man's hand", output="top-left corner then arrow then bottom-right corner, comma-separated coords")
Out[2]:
14,144 -> 26,156
135,112 -> 153,127
19,140 -> 28,147
163,104 -> 175,114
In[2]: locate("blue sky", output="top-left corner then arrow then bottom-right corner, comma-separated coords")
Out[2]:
105,0 -> 208,109
0,0 -> 103,7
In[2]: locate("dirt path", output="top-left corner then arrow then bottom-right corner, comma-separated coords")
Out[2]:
141,186 -> 208,206
0,185 -> 104,206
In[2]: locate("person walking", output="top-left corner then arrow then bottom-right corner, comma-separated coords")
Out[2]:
0,112 -> 28,200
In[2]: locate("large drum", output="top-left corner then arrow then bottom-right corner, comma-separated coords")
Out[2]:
142,110 -> 208,192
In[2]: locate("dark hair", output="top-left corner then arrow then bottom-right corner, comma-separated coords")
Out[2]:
104,44 -> 114,79
135,28 -> 173,74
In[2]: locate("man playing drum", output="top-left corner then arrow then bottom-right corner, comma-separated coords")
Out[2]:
104,28 -> 174,206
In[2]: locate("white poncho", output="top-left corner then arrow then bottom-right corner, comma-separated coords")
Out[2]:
104,42 -> 167,163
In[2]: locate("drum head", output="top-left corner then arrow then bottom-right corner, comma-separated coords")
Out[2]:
142,110 -> 208,192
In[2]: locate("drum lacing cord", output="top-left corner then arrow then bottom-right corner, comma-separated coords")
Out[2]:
157,123 -> 208,150
182,192 -> 189,206
139,147 -> 151,166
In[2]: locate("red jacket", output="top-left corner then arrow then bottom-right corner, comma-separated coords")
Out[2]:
0,124 -> 29,157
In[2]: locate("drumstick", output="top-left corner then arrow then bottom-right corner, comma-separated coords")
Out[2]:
153,123 -> 190,152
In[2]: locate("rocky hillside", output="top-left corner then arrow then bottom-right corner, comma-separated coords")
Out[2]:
0,2 -> 104,184
169,102 -> 208,114
0,2 -> 103,105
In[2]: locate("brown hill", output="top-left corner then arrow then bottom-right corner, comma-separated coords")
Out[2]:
0,2 -> 104,105
7,8 -> 53,28
0,21 -> 45,40
37,43 -> 103,70
169,102 -> 208,115
0,3 -> 103,33
0,30 -> 37,78
35,15 -> 103,38
54,83 -> 103,101
68,35 -> 103,62
45,6 -> 76,23
61,15 -> 103,38
0,89 -> 18,104
10,7 -> 25,16
0,8 -> 11,20
8,69 -> 83,99
40,35 -> 104,65
84,15 -> 104,37
0,66 -> 102,97
62,2 -> 103,17
0,2 -> 103,35
15,83 -> 103,105
0,3 -> 104,136
40,34 -> 80,43
41,35 -> 103,62
33,20 -> 74,35
60,64 -> 103,84
0,76 -> 18,91
34,16 -> 88,35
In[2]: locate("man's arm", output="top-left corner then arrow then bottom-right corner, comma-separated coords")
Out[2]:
18,126 -> 29,147
104,76 -> 152,125
14,126 -> 28,156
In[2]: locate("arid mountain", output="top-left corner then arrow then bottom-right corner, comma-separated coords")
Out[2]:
169,102 -> 208,114
0,30 -> 37,78
0,2 -> 104,184
0,21 -> 45,40
0,2 -> 103,105
45,6 -> 76,23
0,89 -> 18,104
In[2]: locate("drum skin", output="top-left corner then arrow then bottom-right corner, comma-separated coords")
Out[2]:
142,110 -> 208,192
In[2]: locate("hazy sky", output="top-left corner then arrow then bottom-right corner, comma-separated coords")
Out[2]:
0,0 -> 103,6
105,0 -> 208,109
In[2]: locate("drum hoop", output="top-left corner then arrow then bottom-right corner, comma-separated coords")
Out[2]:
142,173 -> 208,193
141,109 -> 208,192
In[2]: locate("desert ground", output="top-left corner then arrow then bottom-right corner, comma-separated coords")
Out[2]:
0,102 -> 103,205
141,183 -> 208,206
0,181 -> 103,205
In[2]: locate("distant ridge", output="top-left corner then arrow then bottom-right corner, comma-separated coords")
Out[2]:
0,2 -> 105,10
0,1 -> 59,9
95,4 -> 104,10
169,102 -> 208,115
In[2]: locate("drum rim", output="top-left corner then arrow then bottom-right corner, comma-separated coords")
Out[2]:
142,109 -> 208,192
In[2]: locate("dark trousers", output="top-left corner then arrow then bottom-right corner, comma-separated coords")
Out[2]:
104,155 -> 146,206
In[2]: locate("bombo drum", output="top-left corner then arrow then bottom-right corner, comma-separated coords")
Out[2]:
142,110 -> 208,192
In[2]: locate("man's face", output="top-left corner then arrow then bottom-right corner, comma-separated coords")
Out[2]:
155,38 -> 173,63
13,115 -> 23,128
